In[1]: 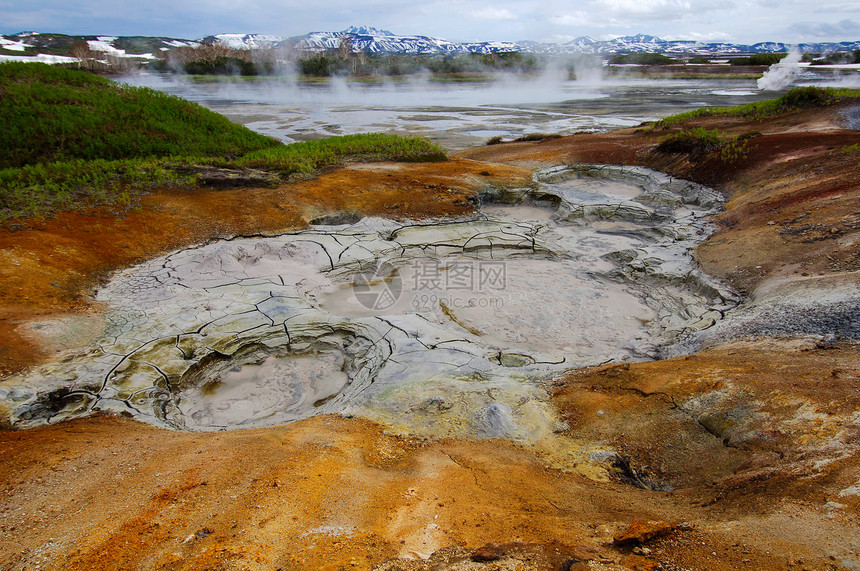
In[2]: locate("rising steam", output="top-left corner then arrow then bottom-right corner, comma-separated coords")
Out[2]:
757,48 -> 803,91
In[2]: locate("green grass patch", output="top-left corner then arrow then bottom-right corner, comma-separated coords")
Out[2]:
1,133 -> 449,221
233,134 -> 447,177
655,128 -> 754,163
0,63 -> 448,222
656,86 -> 859,127
0,61 -> 281,168
0,158 -> 198,220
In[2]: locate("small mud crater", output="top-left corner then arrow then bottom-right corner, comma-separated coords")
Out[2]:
176,346 -> 349,431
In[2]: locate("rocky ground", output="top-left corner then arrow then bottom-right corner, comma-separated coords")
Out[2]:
1,102 -> 859,570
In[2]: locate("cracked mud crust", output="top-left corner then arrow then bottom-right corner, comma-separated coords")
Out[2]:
1,165 -> 736,434
0,158 -> 531,377
1,104 -> 859,570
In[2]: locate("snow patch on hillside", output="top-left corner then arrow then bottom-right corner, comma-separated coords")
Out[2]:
0,54 -> 77,64
0,38 -> 31,51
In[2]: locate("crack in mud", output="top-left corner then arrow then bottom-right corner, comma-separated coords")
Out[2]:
1,165 -> 740,440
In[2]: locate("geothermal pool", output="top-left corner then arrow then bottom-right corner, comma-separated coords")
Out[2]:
1,166 -> 738,437
120,72 -> 792,149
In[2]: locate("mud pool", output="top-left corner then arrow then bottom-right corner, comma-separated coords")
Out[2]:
0,166 -> 739,437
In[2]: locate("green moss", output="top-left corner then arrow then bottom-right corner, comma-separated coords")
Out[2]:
655,128 -> 724,155
655,87 -> 859,127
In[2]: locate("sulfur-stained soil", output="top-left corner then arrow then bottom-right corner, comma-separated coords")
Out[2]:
1,103 -> 859,570
1,341 -> 858,570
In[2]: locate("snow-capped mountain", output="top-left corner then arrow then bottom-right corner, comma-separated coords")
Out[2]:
0,32 -> 201,60
342,26 -> 394,36
566,37 -> 597,50
198,26 -> 521,55
550,34 -> 860,55
221,28 -> 860,56
3,28 -> 860,61
205,34 -> 283,50
291,26 -> 519,54
560,35 -> 741,55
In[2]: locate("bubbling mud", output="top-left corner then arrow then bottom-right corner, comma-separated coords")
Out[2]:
0,166 -> 738,438
176,349 -> 349,431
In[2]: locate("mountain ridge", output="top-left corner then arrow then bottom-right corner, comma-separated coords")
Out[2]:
3,27 -> 860,59
197,27 -> 860,55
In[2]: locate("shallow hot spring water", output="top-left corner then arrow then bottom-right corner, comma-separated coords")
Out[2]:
1,166 -> 737,439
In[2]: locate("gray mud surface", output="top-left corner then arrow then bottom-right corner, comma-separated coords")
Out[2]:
1,166 -> 739,435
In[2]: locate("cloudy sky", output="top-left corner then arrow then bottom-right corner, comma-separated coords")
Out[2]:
1,0 -> 858,44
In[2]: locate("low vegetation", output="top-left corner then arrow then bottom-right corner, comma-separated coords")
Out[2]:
608,53 -> 677,65
485,133 -> 565,145
147,41 -> 540,78
0,62 -> 447,221
0,61 -> 280,167
513,133 -> 563,143
656,127 -> 724,154
295,51 -> 539,78
232,134 -> 447,174
650,87 -> 858,161
150,44 -> 282,75
0,159 -> 197,221
730,53 -> 786,66
655,127 -> 754,163
655,86 -> 860,127
804,50 -> 860,65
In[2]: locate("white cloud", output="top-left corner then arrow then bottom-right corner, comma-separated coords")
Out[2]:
471,7 -> 518,20
548,0 -> 736,36
547,34 -> 577,43
674,30 -> 732,41
0,0 -> 857,45
549,12 -> 590,27
788,18 -> 860,39
602,0 -> 732,20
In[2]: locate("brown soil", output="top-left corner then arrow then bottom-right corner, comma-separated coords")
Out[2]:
2,341 -> 858,570
2,105 -> 859,570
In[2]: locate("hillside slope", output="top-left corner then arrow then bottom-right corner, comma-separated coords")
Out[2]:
0,62 -> 279,168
